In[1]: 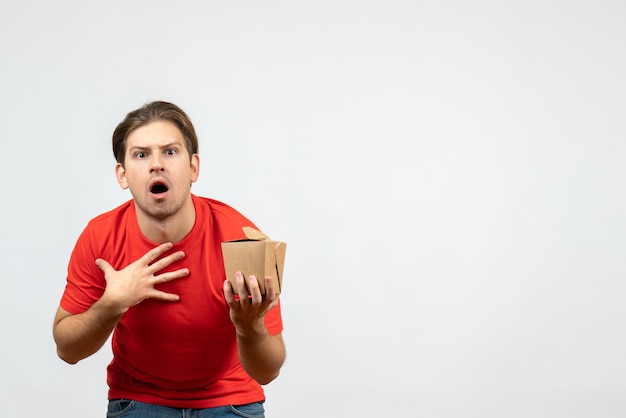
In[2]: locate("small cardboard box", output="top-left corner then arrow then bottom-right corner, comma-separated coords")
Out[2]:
221,227 -> 286,295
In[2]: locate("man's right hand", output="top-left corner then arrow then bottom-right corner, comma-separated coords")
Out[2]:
53,242 -> 189,364
96,242 -> 189,314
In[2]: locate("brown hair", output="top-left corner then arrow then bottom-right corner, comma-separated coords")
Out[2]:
112,101 -> 199,166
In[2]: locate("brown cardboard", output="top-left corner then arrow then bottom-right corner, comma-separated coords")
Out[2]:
221,227 -> 286,295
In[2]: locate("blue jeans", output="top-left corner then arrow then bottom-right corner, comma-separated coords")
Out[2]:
106,399 -> 265,418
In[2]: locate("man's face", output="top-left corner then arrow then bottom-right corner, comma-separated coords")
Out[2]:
116,120 -> 199,221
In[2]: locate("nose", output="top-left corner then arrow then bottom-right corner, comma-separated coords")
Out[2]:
150,154 -> 164,172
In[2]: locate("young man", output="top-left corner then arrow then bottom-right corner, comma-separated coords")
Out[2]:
53,101 -> 286,417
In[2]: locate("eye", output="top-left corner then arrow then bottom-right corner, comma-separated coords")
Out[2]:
135,151 -> 146,159
165,148 -> 177,156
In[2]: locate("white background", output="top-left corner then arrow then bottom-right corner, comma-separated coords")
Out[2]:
1,1 -> 625,417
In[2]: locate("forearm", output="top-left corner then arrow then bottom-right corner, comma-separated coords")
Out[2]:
237,327 -> 286,385
53,299 -> 125,364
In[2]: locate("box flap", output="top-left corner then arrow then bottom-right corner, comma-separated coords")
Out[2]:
242,226 -> 270,241
273,242 -> 287,291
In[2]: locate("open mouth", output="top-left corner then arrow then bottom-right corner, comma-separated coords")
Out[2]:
150,180 -> 169,196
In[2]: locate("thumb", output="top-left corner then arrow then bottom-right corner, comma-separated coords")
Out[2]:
95,258 -> 113,274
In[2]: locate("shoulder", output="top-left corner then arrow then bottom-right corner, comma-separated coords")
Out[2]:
84,200 -> 134,232
192,195 -> 257,239
73,200 -> 134,255
193,195 -> 253,223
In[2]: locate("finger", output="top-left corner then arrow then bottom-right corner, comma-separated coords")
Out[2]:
235,271 -> 250,301
264,276 -> 276,302
146,289 -> 180,302
141,242 -> 174,265
153,268 -> 189,285
223,280 -> 236,304
247,275 -> 262,304
148,250 -> 186,273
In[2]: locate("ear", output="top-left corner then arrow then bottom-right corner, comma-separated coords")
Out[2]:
190,154 -> 200,183
115,163 -> 129,189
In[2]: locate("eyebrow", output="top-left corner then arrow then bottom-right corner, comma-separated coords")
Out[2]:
128,142 -> 184,153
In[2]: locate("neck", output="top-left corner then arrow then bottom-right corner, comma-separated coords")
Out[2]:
136,197 -> 196,244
